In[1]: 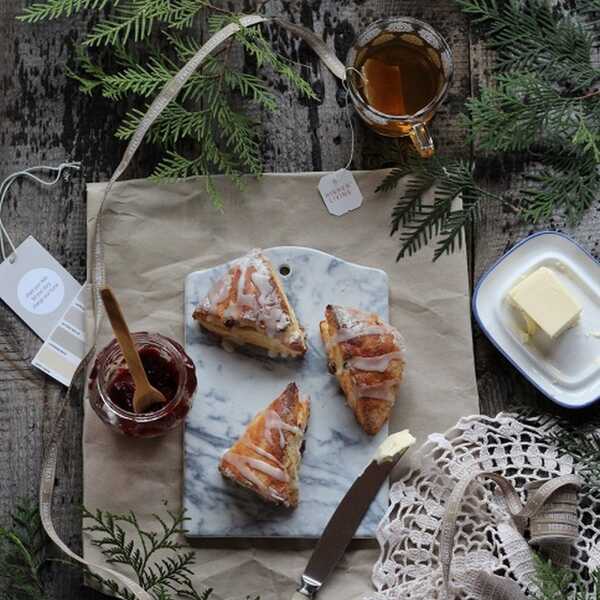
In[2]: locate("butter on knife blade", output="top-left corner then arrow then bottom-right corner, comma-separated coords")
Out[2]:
292,430 -> 415,600
374,430 -> 416,464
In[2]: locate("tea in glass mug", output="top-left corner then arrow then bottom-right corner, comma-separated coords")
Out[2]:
347,17 -> 453,158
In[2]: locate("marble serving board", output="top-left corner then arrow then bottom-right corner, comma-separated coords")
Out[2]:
183,247 -> 389,538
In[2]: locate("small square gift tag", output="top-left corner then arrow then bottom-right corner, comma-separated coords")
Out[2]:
0,236 -> 81,340
0,161 -> 83,385
318,168 -> 363,216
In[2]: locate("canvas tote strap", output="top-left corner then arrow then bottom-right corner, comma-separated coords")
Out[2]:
439,470 -> 582,599
39,15 -> 345,600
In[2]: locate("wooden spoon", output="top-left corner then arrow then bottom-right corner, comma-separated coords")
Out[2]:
100,287 -> 168,414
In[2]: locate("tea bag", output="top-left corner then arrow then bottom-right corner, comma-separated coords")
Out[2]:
361,59 -> 406,115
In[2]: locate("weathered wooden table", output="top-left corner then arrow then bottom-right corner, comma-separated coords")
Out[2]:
0,1 -> 598,597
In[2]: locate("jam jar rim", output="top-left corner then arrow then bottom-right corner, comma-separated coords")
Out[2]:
93,331 -> 194,423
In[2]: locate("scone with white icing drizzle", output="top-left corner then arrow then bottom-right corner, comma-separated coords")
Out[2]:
320,305 -> 405,435
219,383 -> 310,508
193,249 -> 307,358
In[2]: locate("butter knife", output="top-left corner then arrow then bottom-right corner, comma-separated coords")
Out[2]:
292,430 -> 416,600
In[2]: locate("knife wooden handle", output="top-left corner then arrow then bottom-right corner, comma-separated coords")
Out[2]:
291,591 -> 311,600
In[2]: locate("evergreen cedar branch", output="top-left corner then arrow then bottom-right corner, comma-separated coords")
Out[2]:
4,425 -> 600,600
17,0 -> 317,208
1,417 -> 600,598
0,503 -> 215,600
382,0 -> 600,261
9,0 -> 600,597
15,0 -> 600,254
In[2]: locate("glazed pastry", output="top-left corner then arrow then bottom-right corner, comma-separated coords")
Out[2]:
219,383 -> 310,508
193,249 -> 307,358
320,305 -> 405,435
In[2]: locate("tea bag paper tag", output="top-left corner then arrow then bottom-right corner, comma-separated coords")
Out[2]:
318,169 -> 363,216
0,236 -> 82,340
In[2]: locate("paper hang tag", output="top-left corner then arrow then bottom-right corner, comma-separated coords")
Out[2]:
0,236 -> 82,340
318,168 -> 363,216
31,284 -> 89,386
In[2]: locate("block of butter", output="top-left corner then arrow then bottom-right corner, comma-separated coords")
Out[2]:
508,266 -> 582,339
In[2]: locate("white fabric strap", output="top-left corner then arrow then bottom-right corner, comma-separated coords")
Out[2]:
39,16 -> 345,600
39,385 -> 153,600
91,14 -> 346,329
440,470 -> 582,599
468,570 -> 529,600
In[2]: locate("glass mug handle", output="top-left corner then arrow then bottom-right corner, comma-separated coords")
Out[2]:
409,122 -> 435,158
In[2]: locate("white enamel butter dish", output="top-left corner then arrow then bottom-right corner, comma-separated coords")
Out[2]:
473,231 -> 600,408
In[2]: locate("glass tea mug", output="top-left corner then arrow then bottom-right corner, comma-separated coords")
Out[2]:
346,17 -> 454,158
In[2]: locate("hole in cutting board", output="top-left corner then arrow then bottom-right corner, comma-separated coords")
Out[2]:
279,264 -> 291,277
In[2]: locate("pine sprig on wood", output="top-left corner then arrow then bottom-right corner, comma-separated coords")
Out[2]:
68,0 -> 211,48
0,499 -> 46,600
381,152 -> 498,260
456,0 -> 600,89
83,507 -> 213,600
1,503 -> 242,600
19,0 -> 315,206
521,145 -> 600,222
17,0 -> 110,22
382,0 -> 600,261
219,17 -> 317,102
463,72 -> 599,152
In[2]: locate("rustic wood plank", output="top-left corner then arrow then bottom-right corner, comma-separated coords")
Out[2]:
0,2 -> 126,598
0,1 -> 470,595
9,0 -> 597,597
247,0 -> 472,171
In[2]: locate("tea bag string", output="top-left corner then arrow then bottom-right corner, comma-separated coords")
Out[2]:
342,67 -> 365,170
0,162 -> 82,263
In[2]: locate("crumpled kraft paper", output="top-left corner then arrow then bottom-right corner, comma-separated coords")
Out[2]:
83,170 -> 479,600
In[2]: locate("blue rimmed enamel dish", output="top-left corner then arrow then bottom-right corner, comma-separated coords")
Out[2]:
473,231 -> 600,408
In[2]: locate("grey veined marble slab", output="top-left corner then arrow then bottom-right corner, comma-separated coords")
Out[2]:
183,247 -> 389,538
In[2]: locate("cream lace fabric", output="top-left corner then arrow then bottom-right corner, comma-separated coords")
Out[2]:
369,413 -> 598,599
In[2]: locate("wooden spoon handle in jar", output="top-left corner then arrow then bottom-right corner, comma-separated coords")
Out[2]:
99,287 -> 152,392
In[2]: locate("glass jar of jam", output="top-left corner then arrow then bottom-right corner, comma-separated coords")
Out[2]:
89,332 -> 197,438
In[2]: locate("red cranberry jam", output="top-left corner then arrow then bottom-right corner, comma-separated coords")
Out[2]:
107,347 -> 179,413
89,333 -> 197,438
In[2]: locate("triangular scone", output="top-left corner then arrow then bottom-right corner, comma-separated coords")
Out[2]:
320,305 -> 405,435
193,249 -> 307,357
219,383 -> 310,508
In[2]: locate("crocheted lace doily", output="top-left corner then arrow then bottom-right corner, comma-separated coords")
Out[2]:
369,413 -> 600,599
